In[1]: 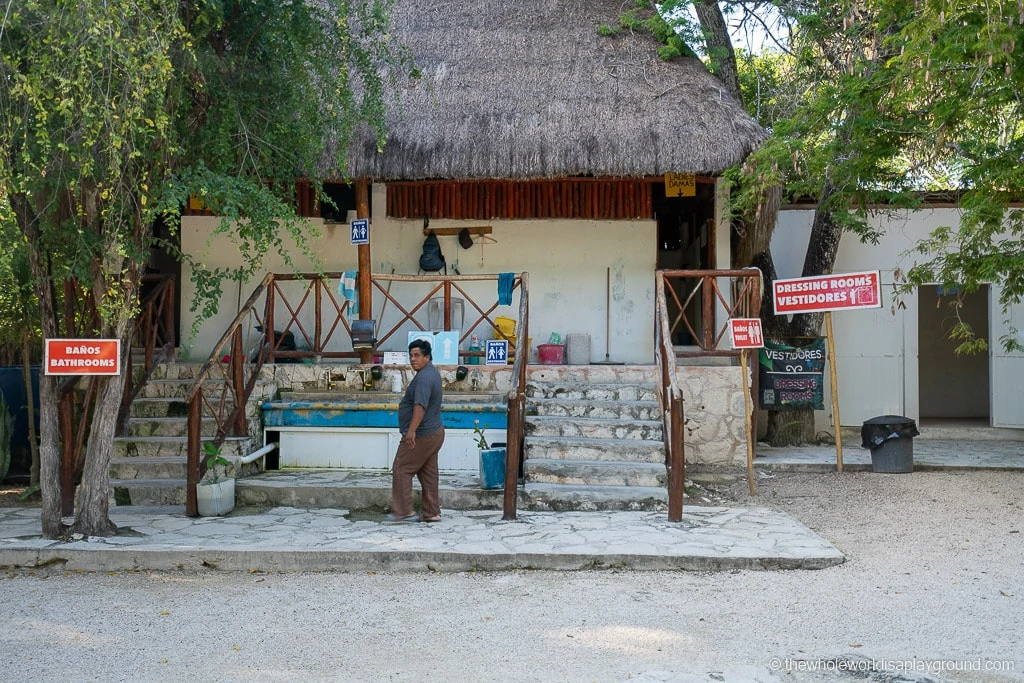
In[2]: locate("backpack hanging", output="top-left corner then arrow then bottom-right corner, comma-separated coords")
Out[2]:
419,230 -> 447,273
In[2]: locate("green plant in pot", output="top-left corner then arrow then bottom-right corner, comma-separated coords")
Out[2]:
474,420 -> 506,490
196,441 -> 235,516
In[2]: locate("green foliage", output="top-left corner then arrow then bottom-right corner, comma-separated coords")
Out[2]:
472,420 -> 489,450
1,0 -> 413,338
202,441 -> 231,485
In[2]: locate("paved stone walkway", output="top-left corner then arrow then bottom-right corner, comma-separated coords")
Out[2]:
755,438 -> 1023,471
0,505 -> 844,573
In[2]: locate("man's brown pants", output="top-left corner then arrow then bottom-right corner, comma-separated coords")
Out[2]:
390,427 -> 445,518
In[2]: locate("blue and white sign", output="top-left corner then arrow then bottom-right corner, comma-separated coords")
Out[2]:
433,331 -> 460,366
485,339 -> 508,366
350,218 -> 369,245
407,331 -> 434,352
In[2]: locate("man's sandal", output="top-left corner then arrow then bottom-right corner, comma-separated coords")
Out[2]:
384,513 -> 419,523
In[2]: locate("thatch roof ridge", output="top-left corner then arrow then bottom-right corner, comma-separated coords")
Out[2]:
343,0 -> 767,181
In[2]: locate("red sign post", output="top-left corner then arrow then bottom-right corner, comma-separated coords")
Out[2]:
773,270 -> 882,315
729,318 -> 765,349
45,339 -> 121,376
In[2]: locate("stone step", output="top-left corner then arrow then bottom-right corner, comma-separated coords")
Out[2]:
235,472 -> 504,511
113,435 -> 252,459
139,378 -> 274,400
528,398 -> 660,421
110,456 -> 187,480
110,479 -> 186,506
522,482 -> 668,512
126,417 -> 219,437
129,397 -> 247,419
109,454 -> 261,480
525,416 -> 662,440
524,436 -> 666,463
149,361 -> 280,382
525,458 -> 667,487
526,382 -> 657,402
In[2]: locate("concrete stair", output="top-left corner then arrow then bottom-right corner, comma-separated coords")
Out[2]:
111,365 -> 263,507
523,376 -> 669,511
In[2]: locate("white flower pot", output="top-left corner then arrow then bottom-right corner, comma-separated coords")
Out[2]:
196,479 -> 236,516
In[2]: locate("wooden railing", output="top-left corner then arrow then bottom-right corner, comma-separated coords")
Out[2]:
502,273 -> 529,520
57,273 -> 176,515
256,272 -> 527,361
184,273 -> 274,516
661,269 -> 762,357
655,269 -> 762,521
654,272 -> 685,521
117,274 -> 177,431
184,271 -> 530,516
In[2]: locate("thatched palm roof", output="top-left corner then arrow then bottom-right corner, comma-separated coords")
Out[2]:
342,0 -> 766,181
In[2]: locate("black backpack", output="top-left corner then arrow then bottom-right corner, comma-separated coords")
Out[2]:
419,230 -> 446,273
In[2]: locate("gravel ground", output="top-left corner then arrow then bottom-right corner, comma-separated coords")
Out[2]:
0,470 -> 1021,683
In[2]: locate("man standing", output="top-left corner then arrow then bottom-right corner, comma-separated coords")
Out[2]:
386,339 -> 445,522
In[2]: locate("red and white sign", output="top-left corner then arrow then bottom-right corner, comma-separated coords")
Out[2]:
729,318 -> 765,349
45,339 -> 121,376
773,270 -> 882,315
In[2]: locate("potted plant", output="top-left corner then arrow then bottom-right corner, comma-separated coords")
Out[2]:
474,420 -> 506,490
196,441 -> 236,516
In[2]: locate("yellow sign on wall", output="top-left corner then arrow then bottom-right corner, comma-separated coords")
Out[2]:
664,173 -> 696,197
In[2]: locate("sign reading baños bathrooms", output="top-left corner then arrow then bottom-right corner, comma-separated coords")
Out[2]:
45,339 -> 121,376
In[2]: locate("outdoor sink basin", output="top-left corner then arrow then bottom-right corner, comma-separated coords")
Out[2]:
278,390 -> 504,403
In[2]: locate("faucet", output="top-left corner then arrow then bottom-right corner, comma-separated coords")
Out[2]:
352,368 -> 374,391
324,368 -> 344,390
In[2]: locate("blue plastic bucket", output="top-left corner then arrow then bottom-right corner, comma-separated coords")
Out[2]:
479,448 -> 507,489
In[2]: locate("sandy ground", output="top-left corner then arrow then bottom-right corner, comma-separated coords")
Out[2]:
0,470 -> 1021,683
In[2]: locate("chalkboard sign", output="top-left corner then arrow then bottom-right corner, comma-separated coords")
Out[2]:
758,339 -> 826,410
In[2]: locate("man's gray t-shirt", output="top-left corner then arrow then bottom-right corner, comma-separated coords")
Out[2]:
398,362 -> 443,437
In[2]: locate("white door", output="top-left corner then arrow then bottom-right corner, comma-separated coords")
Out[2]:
830,294 -> 905,425
989,286 -> 1024,427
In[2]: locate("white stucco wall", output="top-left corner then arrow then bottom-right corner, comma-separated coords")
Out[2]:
180,185 -> 658,363
772,207 -> 976,429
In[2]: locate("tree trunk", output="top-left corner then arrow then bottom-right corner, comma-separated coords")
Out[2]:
693,0 -> 742,103
12,194 -> 64,538
753,183 -> 845,446
71,367 -> 124,537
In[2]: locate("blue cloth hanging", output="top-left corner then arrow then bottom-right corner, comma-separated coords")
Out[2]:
498,272 -> 514,306
339,270 -> 359,321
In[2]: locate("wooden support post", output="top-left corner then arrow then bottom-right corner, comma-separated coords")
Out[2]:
502,395 -> 521,520
443,280 -> 452,331
314,277 -> 323,357
186,393 -> 201,517
166,281 -> 176,351
356,179 -> 373,363
232,329 -> 246,435
825,312 -> 844,472
667,390 -> 684,522
702,276 -> 714,349
741,349 -> 756,496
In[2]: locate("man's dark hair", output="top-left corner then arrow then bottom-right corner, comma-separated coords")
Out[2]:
408,339 -> 432,359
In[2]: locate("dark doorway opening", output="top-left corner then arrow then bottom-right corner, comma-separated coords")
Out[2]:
653,180 -> 716,346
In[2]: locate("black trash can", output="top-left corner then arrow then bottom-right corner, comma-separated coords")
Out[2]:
861,415 -> 919,473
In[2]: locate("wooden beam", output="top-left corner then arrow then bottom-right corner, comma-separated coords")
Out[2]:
356,179 -> 372,364
421,225 -> 493,237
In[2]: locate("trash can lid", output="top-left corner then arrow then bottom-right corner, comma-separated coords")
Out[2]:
862,414 -> 917,427
861,415 -> 919,449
